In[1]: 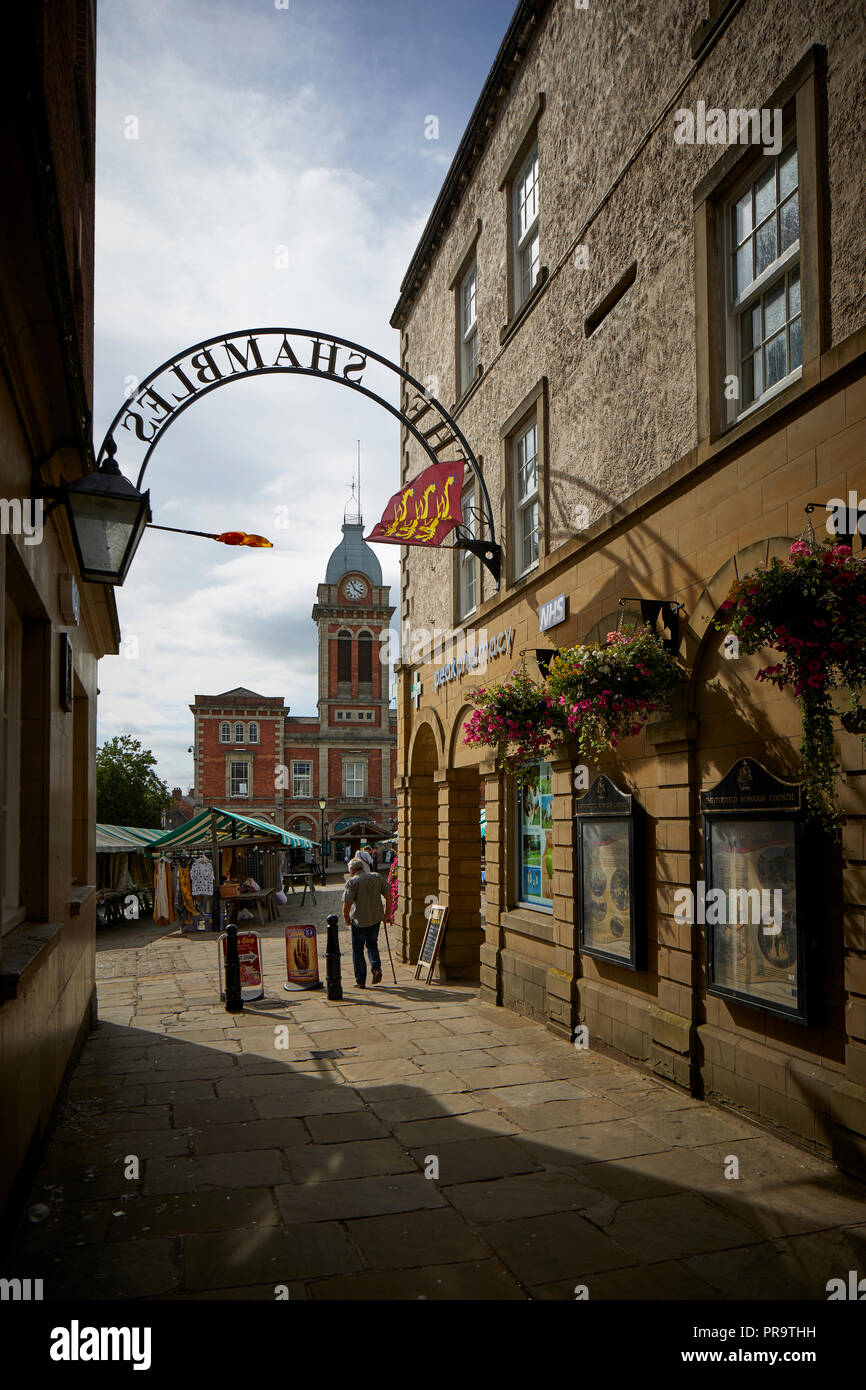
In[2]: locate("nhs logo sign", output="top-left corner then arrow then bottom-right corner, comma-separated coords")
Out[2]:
539,593 -> 566,633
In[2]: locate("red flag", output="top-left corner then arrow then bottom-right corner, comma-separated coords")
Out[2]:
366,460 -> 465,547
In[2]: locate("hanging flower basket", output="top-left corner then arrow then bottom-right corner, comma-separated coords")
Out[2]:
462,666 -> 566,776
717,537 -> 866,827
544,624 -> 681,759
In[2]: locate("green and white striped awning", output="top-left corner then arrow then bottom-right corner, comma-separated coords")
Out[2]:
147,808 -> 317,852
96,824 -> 165,853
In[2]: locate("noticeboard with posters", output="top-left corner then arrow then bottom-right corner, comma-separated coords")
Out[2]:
701,758 -> 816,1025
575,775 -> 644,970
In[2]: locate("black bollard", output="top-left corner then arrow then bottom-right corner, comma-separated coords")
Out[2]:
224,918 -> 244,1013
325,913 -> 342,1000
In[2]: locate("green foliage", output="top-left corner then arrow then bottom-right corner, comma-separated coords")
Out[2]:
96,734 -> 170,828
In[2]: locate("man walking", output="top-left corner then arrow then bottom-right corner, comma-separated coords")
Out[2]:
342,855 -> 391,988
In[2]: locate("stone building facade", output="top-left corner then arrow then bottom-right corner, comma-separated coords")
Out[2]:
392,0 -> 866,1172
190,515 -> 397,854
0,2 -> 121,1235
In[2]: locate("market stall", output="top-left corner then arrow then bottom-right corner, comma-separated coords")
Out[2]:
96,823 -> 164,923
147,808 -> 318,931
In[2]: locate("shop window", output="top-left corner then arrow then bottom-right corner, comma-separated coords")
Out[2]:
337,630 -> 352,683
230,761 -> 249,797
234,722 -> 245,743
724,138 -> 800,422
344,760 -> 367,798
459,261 -> 478,394
219,721 -> 231,742
517,759 -> 553,910
358,632 -> 373,685
292,760 -> 312,797
248,722 -> 259,744
2,599 -> 22,932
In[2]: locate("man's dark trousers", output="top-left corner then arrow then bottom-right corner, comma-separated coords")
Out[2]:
351,923 -> 382,985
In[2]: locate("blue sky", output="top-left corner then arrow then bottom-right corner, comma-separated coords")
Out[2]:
94,0 -> 515,791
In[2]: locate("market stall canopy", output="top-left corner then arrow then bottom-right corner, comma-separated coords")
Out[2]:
147,808 -> 317,852
96,824 -> 165,853
332,820 -> 390,840
480,807 -> 486,838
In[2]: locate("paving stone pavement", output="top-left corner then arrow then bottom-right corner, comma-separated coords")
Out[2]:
4,886 -> 866,1300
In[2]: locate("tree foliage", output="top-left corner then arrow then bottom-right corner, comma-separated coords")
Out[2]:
96,734 -> 170,828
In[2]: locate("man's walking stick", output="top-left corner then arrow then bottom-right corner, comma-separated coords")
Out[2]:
382,920 -> 398,983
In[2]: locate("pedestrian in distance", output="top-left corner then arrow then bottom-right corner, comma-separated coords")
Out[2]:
342,855 -> 391,988
358,843 -> 373,868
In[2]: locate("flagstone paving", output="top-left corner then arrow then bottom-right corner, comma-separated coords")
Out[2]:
3,886 -> 866,1300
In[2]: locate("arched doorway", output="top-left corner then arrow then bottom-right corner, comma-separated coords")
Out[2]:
401,720 -> 441,964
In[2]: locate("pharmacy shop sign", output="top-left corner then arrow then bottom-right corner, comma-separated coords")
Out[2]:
433,627 -> 515,692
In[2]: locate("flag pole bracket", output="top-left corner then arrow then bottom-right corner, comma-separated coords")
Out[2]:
453,535 -> 501,588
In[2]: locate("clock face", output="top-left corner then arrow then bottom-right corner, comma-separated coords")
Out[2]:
345,577 -> 368,600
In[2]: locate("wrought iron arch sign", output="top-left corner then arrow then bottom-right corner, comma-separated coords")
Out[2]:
96,327 -> 500,584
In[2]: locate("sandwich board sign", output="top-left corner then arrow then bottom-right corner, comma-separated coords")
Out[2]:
414,903 -> 448,983
284,924 -> 322,991
218,931 -> 264,1002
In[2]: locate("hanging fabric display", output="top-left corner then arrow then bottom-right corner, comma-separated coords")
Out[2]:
153,860 -> 174,926
190,855 -> 214,896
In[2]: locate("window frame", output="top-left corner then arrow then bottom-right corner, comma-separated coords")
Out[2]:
513,142 -> 540,313
693,50 -> 825,448
513,418 -> 540,580
234,721 -> 245,744
500,378 -> 548,588
459,261 -> 478,395
219,721 -> 231,743
456,480 -> 478,621
343,759 -> 367,799
722,134 -> 801,427
247,721 -> 259,744
292,759 -> 312,798
230,760 -> 250,798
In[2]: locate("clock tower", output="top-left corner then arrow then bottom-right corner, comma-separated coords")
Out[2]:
308,496 -> 397,850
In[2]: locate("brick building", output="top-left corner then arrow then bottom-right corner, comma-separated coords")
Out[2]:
190,509 -> 397,857
393,0 -> 866,1173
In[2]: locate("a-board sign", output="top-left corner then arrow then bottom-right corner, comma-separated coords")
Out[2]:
414,903 -> 448,983
284,924 -> 322,990
218,931 -> 264,1002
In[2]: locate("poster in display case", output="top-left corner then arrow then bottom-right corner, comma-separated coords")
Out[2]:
575,775 -> 644,970
701,758 -> 816,1025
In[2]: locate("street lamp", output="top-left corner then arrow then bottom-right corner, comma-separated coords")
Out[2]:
318,795 -> 327,886
38,438 -> 151,585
